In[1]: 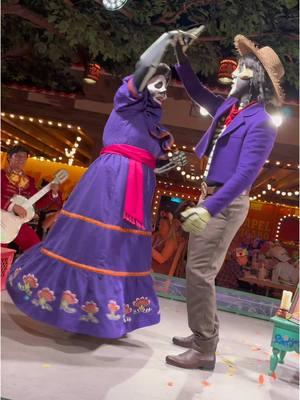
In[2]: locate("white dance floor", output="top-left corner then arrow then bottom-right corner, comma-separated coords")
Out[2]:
1,291 -> 299,400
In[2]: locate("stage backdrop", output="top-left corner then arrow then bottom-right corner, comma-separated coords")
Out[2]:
234,200 -> 299,243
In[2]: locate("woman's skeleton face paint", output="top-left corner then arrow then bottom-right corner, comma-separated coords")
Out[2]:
229,63 -> 254,98
147,75 -> 168,105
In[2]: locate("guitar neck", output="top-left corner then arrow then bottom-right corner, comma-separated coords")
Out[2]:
26,182 -> 53,207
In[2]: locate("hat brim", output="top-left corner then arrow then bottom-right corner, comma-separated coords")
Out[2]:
234,35 -> 284,105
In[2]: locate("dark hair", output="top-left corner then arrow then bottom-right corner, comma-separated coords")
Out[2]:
8,145 -> 30,158
239,54 -> 274,104
153,63 -> 171,85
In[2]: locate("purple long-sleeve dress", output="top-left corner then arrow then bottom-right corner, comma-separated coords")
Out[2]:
6,76 -> 173,338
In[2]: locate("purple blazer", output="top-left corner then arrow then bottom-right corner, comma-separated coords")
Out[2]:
176,61 -> 277,216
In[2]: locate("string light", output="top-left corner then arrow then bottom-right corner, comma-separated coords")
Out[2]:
254,183 -> 299,200
275,214 -> 299,241
1,112 -> 87,167
152,183 -> 201,220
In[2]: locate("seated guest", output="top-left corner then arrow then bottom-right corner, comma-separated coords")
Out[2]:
1,145 -> 63,251
152,213 -> 181,274
215,251 -> 244,289
269,244 -> 299,286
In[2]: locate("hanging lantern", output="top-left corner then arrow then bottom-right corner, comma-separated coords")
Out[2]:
84,64 -> 101,84
218,59 -> 238,85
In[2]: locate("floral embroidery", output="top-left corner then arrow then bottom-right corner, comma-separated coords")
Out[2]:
32,288 -> 56,311
132,297 -> 151,314
8,267 -> 22,287
123,304 -> 132,323
18,274 -> 39,299
106,300 -> 121,320
60,290 -> 78,314
80,301 -> 99,323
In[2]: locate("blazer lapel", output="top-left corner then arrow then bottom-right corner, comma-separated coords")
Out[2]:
220,102 -> 263,139
195,98 -> 238,157
220,114 -> 245,138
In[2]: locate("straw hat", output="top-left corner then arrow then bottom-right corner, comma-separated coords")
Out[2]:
234,35 -> 285,105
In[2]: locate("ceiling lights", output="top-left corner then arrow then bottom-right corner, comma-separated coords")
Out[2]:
102,0 -> 128,11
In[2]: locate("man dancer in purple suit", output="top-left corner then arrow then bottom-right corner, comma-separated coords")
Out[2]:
164,33 -> 285,369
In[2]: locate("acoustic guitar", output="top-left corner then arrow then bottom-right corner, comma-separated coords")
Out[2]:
1,169 -> 68,244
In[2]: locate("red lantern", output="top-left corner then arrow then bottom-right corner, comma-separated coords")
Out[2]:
218,59 -> 238,85
84,64 -> 101,84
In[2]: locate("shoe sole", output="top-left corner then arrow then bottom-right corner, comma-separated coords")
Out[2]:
166,357 -> 215,370
172,338 -> 193,349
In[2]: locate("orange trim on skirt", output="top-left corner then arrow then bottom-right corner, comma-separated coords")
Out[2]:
60,209 -> 152,237
41,247 -> 152,277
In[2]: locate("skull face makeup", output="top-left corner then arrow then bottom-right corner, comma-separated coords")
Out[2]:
229,63 -> 254,99
147,74 -> 168,105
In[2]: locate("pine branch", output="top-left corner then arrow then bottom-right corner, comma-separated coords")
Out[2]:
2,1 -> 60,34
64,0 -> 74,7
156,0 -> 217,24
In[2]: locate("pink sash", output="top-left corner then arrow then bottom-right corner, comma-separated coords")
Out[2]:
100,144 -> 156,230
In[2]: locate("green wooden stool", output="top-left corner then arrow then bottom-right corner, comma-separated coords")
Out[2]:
269,316 -> 299,375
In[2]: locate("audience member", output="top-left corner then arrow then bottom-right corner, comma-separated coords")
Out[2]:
152,213 -> 182,274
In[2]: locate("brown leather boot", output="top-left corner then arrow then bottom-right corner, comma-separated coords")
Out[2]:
172,334 -> 195,348
166,349 -> 216,370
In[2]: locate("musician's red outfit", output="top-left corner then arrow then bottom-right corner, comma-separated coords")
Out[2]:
1,170 -> 63,251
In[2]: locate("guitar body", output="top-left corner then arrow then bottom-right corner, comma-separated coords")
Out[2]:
0,169 -> 69,244
7,195 -> 36,222
1,196 -> 36,244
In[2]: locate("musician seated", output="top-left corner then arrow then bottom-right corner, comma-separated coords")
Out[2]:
152,213 -> 182,275
1,145 -> 63,252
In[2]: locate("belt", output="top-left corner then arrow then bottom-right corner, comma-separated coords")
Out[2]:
207,186 -> 250,196
200,182 -> 250,200
206,186 -> 250,196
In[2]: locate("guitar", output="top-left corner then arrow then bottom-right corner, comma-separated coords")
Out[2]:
1,169 -> 69,244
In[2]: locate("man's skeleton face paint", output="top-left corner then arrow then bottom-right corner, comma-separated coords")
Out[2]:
229,63 -> 254,98
147,75 -> 168,105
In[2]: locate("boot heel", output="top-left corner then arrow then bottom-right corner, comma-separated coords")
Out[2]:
198,360 -> 215,371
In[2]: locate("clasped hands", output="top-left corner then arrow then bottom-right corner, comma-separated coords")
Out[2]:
180,206 -> 211,234
167,25 -> 206,53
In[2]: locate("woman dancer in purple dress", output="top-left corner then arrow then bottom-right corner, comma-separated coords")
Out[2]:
6,35 -> 179,338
